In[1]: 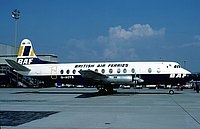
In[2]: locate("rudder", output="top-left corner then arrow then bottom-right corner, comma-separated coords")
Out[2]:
17,39 -> 49,65
17,39 -> 37,59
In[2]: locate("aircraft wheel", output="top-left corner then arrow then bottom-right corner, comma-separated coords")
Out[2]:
169,90 -> 174,95
98,89 -> 107,95
97,85 -> 115,95
106,87 -> 114,94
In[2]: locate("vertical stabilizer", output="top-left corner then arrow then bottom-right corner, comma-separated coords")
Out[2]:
17,39 -> 48,65
17,39 -> 37,58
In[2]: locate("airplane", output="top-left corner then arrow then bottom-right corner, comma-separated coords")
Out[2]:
6,39 -> 192,94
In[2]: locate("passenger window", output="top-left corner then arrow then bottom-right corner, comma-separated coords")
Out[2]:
60,70 -> 64,74
101,69 -> 105,74
109,69 -> 113,74
66,70 -> 70,74
95,69 -> 98,72
123,68 -> 127,73
157,68 -> 161,73
73,69 -> 76,74
117,68 -> 120,73
131,68 -> 135,73
148,68 -> 152,73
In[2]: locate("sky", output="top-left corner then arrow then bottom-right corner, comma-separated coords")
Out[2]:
1,0 -> 200,72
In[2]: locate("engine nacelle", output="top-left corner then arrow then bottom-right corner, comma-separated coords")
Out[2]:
133,77 -> 144,83
106,75 -> 133,85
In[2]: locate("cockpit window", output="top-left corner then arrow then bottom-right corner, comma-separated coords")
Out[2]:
174,65 -> 181,68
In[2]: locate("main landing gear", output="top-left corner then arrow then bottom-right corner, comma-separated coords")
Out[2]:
97,85 -> 116,95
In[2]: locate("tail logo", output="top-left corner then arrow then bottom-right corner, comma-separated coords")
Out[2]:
17,58 -> 33,65
17,39 -> 37,65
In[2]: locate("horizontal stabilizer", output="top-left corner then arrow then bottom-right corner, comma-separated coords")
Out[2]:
5,59 -> 30,71
79,70 -> 107,81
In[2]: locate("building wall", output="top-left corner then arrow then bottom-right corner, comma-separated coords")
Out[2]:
0,43 -> 17,55
0,43 -> 57,64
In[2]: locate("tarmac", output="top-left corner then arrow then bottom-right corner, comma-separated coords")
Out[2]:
0,87 -> 200,129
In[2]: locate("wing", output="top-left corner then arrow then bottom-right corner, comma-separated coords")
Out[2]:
5,59 -> 30,71
79,70 -> 107,81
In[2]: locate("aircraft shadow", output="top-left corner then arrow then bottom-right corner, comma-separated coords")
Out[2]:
14,90 -> 181,98
13,91 -> 100,98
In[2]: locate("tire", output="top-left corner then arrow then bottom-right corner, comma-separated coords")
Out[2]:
169,90 -> 174,95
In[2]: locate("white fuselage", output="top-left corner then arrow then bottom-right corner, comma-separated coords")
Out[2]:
21,61 -> 191,86
24,61 -> 190,76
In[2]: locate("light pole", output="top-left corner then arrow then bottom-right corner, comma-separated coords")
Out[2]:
11,9 -> 20,54
12,9 -> 20,87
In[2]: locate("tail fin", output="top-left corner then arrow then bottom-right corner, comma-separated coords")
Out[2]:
17,39 -> 37,58
17,39 -> 49,65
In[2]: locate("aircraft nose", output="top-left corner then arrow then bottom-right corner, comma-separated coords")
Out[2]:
183,68 -> 191,74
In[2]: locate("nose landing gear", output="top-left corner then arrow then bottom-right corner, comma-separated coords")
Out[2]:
169,89 -> 174,95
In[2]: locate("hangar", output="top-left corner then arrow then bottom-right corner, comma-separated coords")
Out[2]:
0,43 -> 57,88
